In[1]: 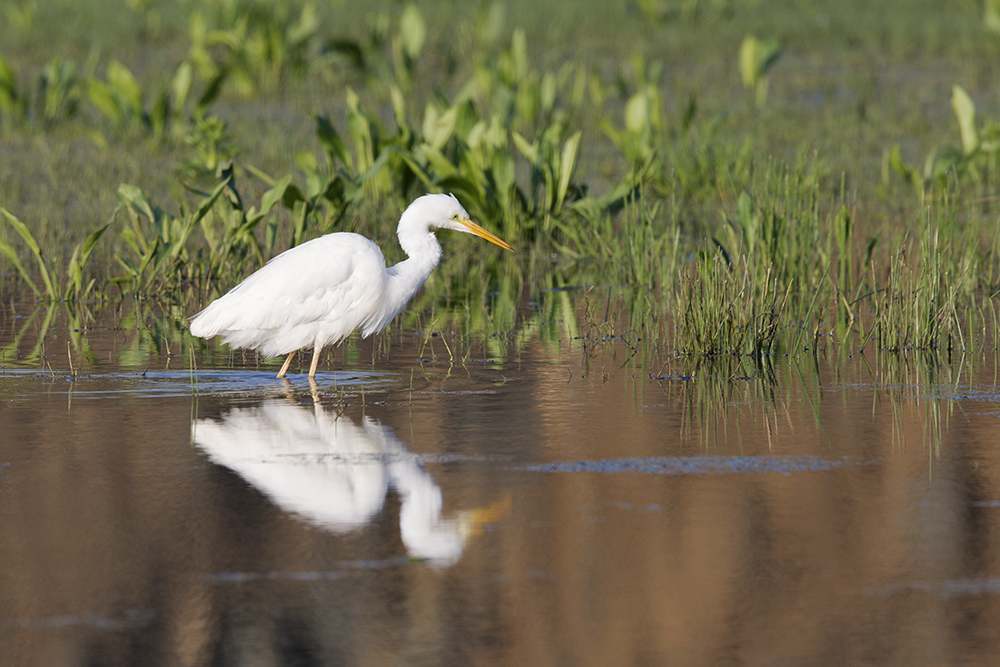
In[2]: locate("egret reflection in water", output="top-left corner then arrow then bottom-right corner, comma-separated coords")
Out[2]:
193,397 -> 507,566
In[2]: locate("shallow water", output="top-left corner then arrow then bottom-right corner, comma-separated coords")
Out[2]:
3,304 -> 1000,665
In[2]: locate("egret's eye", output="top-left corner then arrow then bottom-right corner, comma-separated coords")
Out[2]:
450,213 -> 460,221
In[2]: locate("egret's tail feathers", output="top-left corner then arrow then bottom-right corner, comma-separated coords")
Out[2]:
188,310 -> 214,338
189,294 -> 250,339
189,304 -> 233,339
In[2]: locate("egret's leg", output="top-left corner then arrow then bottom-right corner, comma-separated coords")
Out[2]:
308,345 -> 322,378
277,351 -> 296,379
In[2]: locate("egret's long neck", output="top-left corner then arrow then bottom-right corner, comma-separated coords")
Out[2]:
385,215 -> 443,312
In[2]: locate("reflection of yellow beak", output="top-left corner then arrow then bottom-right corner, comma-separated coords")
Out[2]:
460,218 -> 514,252
459,495 -> 513,539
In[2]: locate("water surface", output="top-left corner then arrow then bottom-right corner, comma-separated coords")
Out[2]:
3,305 -> 1000,665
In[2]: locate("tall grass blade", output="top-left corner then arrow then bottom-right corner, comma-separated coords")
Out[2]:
0,234 -> 40,297
65,221 -> 112,301
0,208 -> 56,300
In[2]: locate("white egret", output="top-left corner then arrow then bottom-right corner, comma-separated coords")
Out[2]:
189,193 -> 512,378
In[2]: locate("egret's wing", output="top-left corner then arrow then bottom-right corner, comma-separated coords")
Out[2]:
190,233 -> 389,354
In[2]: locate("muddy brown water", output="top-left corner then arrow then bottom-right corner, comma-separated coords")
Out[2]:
3,304 -> 1000,665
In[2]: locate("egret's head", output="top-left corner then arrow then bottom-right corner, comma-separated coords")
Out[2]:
405,193 -> 512,251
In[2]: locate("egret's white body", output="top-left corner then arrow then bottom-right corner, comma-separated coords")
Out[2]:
189,194 -> 511,377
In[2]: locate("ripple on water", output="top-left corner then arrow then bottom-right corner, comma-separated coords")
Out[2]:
518,455 -> 870,476
0,368 -> 396,400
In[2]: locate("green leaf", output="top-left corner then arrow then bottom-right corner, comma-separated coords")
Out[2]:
88,79 -> 122,125
197,68 -> 227,110
282,183 -> 307,208
511,132 -> 537,162
736,191 -> 755,248
0,207 -> 55,299
149,92 -> 169,137
305,169 -> 325,199
80,220 -> 111,261
987,0 -> 1000,34
509,28 -> 527,82
540,71 -> 556,114
0,53 -> 14,90
396,149 -> 434,187
0,207 -> 41,258
951,85 -> 978,156
491,152 -> 516,201
117,183 -> 157,222
322,175 -> 346,206
420,144 -> 459,179
887,144 -> 915,184
399,4 -> 426,61
556,131 -> 581,212
0,234 -> 40,297
681,94 -> 697,132
295,150 -> 319,175
738,35 -> 781,89
0,53 -> 19,113
191,178 -> 231,226
738,36 -> 758,89
315,114 -> 349,166
389,84 -> 409,137
65,221 -> 111,300
477,2 -> 506,44
107,61 -> 143,116
624,91 -> 648,135
739,35 -> 781,107
261,175 -> 292,216
171,61 -> 194,111
136,237 -> 160,286
422,102 -> 458,150
288,2 -> 319,47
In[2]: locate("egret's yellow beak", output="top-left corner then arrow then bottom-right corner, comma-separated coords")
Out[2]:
459,218 -> 513,251
458,495 -> 513,540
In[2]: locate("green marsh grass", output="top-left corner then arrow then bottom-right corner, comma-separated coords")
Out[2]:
1,0 -> 1000,372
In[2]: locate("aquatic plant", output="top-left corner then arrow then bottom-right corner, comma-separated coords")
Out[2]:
738,35 -> 781,109
187,0 -> 321,96
0,53 -> 25,126
0,207 -> 109,302
886,85 -> 1000,201
87,61 -> 146,133
111,163 -> 314,295
0,0 -> 998,366
38,57 -> 83,126
88,59 -> 217,142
